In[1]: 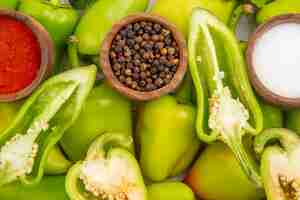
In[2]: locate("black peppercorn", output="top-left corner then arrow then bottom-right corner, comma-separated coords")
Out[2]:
109,20 -> 180,92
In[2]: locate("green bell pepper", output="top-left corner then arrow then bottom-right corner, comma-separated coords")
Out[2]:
188,8 -> 264,187
60,83 -> 133,161
185,142 -> 264,200
0,102 -> 72,176
260,100 -> 283,129
255,128 -> 300,200
136,76 -> 201,181
74,0 -> 148,55
257,0 -> 300,24
0,175 -> 68,200
151,0 -> 237,37
66,132 -> 147,200
148,182 -> 196,200
0,102 -> 21,134
18,0 -> 79,73
0,65 -> 96,186
0,0 -> 18,9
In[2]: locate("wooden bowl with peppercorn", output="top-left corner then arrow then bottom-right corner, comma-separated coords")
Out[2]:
0,9 -> 54,102
101,13 -> 187,101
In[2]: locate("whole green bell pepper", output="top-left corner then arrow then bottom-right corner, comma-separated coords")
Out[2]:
185,142 -> 264,200
18,0 -> 79,72
136,80 -> 201,181
66,132 -> 147,200
188,8 -> 264,187
151,0 -> 237,37
148,182 -> 196,200
0,0 -> 18,9
0,175 -> 68,200
257,0 -> 300,24
74,0 -> 148,55
0,65 -> 96,186
255,128 -> 300,200
60,83 -> 133,161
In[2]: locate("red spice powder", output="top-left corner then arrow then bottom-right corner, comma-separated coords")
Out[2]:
0,15 -> 41,94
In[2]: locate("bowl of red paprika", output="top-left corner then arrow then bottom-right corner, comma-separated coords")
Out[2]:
0,9 -> 54,102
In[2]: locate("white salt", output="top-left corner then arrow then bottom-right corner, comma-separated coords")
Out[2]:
253,23 -> 300,98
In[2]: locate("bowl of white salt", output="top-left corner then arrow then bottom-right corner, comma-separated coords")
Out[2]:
247,14 -> 300,108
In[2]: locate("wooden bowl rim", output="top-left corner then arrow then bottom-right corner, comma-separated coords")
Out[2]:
246,14 -> 300,108
0,9 -> 54,102
100,13 -> 188,101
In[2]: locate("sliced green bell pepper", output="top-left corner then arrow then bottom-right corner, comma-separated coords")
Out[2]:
0,175 -> 68,200
18,0 -> 79,73
0,65 -> 96,186
255,128 -> 300,200
66,132 -> 147,200
188,8 -> 263,187
0,102 -> 72,176
0,0 -> 18,9
74,0 -> 148,55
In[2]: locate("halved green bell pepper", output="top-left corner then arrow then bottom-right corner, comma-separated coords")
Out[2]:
66,132 -> 147,200
0,65 -> 96,186
255,128 -> 300,200
18,0 -> 79,73
188,8 -> 263,187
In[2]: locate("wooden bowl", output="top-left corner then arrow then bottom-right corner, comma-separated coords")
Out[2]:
100,13 -> 187,101
246,14 -> 300,108
0,9 -> 54,102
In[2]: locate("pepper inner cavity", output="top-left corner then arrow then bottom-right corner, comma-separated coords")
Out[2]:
110,21 -> 180,91
278,174 -> 300,200
80,156 -> 138,200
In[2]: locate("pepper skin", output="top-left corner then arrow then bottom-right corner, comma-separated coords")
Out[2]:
18,0 -> 79,72
185,142 -> 264,200
60,83 -> 133,161
65,132 -> 147,200
74,0 -> 148,55
188,8 -> 263,187
151,0 -> 237,37
0,175 -> 68,200
0,0 -> 18,9
136,94 -> 200,181
255,128 -> 300,200
148,182 -> 196,200
260,100 -> 283,129
257,0 -> 300,24
0,65 -> 96,186
0,102 -> 21,133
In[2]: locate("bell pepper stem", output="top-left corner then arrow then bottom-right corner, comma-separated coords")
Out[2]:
68,36 -> 80,68
225,131 -> 262,188
255,128 -> 300,155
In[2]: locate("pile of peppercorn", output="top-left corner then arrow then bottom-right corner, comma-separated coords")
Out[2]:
109,21 -> 180,92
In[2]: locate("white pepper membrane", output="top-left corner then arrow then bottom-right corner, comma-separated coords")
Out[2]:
253,23 -> 300,98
